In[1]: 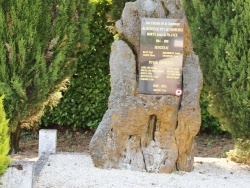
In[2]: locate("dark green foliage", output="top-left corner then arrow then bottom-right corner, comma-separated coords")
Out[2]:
0,96 -> 11,175
41,0 -> 113,129
200,89 -> 223,134
183,0 -> 250,162
0,0 -> 94,152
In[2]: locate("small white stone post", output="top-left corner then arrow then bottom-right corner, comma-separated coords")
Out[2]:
38,129 -> 57,157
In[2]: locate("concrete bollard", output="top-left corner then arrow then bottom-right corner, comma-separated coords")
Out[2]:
38,129 -> 57,157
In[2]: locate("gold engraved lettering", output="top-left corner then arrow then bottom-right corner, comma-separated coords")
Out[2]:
153,84 -> 159,88
155,46 -> 169,50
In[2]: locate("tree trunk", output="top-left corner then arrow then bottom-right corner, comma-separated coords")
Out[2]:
10,124 -> 22,154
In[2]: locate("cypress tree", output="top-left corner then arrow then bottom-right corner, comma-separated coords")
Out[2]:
183,0 -> 250,163
0,0 -> 94,153
0,95 -> 11,175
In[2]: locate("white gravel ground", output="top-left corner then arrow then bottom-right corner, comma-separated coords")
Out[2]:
35,153 -> 250,188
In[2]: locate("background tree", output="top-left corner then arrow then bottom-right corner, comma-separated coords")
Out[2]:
0,96 -> 11,175
0,0 -> 94,153
183,0 -> 250,164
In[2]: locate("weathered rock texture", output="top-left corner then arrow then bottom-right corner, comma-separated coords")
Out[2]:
90,0 -> 203,173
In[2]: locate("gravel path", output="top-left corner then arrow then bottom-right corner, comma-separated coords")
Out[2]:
35,153 -> 250,188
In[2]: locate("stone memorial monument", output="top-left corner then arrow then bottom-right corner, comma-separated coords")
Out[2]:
89,0 -> 203,173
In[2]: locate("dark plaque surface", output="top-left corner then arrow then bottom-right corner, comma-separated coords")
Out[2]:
139,18 -> 184,95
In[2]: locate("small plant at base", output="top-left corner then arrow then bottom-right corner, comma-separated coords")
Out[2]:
0,96 -> 11,175
227,139 -> 250,165
206,139 -> 214,147
64,130 -> 73,140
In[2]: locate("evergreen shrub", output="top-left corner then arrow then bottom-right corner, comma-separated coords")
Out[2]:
0,0 -> 94,152
0,96 -> 11,175
183,0 -> 250,163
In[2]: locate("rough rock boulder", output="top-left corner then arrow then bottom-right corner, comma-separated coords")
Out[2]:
89,0 -> 203,173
